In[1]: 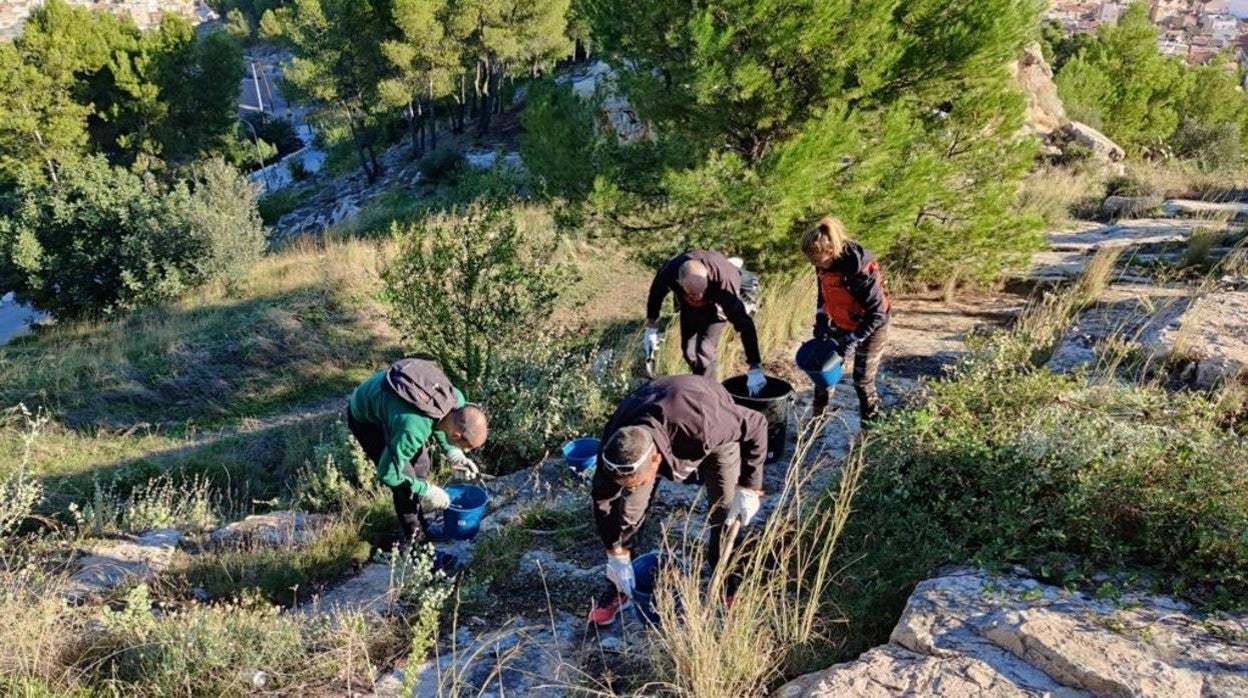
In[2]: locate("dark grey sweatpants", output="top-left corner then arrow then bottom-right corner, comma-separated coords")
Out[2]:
617,442 -> 743,570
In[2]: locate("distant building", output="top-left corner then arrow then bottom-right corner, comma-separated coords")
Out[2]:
1150,0 -> 1192,22
1200,11 -> 1240,40
0,0 -> 214,41
1100,2 -> 1123,24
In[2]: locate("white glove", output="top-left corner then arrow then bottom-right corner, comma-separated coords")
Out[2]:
420,483 -> 451,511
447,448 -> 480,480
605,552 -> 635,597
643,326 -> 661,355
725,487 -> 761,527
746,367 -> 766,396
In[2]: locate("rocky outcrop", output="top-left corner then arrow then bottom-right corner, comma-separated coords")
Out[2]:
1055,122 -> 1126,165
1102,195 -> 1164,219
1141,287 -> 1248,388
774,569 -> 1248,697
1013,42 -> 1068,136
64,528 -> 181,602
210,510 -> 330,547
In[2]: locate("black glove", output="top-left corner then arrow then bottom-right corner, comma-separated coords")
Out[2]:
813,312 -> 832,340
833,330 -> 860,356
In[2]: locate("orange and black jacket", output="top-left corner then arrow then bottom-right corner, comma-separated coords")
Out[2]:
815,241 -> 891,337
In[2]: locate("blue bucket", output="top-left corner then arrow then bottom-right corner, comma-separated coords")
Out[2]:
562,437 -> 600,473
795,339 -> 845,389
632,552 -> 668,625
440,484 -> 489,540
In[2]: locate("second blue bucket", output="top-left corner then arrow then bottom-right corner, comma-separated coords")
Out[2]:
562,437 -> 600,473
440,484 -> 489,540
795,338 -> 845,389
632,552 -> 665,625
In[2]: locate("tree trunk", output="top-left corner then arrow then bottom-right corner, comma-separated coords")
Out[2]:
343,105 -> 376,181
414,100 -> 429,157
428,79 -> 438,150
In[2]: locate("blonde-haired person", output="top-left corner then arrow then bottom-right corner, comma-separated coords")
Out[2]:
801,217 -> 892,422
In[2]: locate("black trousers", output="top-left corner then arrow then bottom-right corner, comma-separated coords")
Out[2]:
346,408 -> 428,545
813,319 -> 890,417
680,306 -> 727,378
620,442 -> 744,572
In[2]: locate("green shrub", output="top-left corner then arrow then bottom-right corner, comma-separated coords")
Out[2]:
0,156 -> 265,319
418,147 -> 463,184
479,332 -> 630,473
184,158 -> 267,289
1171,119 -> 1242,172
382,203 -> 571,391
834,328 -> 1248,657
70,473 -> 220,536
1104,171 -> 1157,198
257,186 -> 311,224
293,419 -> 378,513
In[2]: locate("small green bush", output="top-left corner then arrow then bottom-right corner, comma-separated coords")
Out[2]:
1171,119 -> 1242,172
418,147 -> 463,184
257,187 -> 312,225
0,156 -> 266,319
480,332 -> 630,473
382,203 -> 570,391
1104,172 -> 1157,198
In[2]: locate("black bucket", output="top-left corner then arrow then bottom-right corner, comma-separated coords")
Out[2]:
722,375 -> 793,463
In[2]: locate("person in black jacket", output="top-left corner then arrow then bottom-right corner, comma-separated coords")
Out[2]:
587,375 -> 768,626
645,250 -> 766,394
801,217 -> 892,421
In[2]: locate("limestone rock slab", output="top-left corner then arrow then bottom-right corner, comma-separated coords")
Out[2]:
981,609 -> 1203,698
65,528 -> 181,602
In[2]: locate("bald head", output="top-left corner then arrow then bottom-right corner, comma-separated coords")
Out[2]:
678,260 -> 709,302
438,404 -> 489,451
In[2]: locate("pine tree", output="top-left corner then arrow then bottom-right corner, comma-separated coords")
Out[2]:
1055,4 -> 1184,153
380,0 -> 460,155
271,0 -> 393,181
549,0 -> 1043,280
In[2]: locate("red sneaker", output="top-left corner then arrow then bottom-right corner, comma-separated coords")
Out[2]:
588,589 -> 631,627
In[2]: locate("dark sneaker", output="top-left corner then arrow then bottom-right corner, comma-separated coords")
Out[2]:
588,587 -> 631,627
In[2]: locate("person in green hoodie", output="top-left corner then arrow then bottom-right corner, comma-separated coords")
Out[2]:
347,358 -> 489,546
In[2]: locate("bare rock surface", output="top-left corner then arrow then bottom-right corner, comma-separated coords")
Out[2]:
303,562 -> 397,616
982,609 -> 1203,697
1046,284 -> 1192,374
774,570 -> 1248,697
1012,41 -> 1067,136
371,613 -> 584,697
1055,122 -> 1125,164
65,528 -> 181,601
1163,199 -> 1248,222
773,643 -> 1039,698
1140,289 -> 1248,387
209,510 -> 329,547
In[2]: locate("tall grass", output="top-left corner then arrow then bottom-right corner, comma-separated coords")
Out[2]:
1017,164 -> 1104,226
649,423 -> 862,695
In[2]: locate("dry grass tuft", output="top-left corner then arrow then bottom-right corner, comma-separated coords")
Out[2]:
649,422 -> 862,695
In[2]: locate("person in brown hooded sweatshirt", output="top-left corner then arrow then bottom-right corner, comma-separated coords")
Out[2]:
586,375 -> 768,626
801,217 -> 891,422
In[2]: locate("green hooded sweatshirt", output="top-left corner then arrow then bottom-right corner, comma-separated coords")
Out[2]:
349,369 -> 465,494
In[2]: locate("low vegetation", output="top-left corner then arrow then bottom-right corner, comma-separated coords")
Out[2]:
831,278 -> 1248,658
